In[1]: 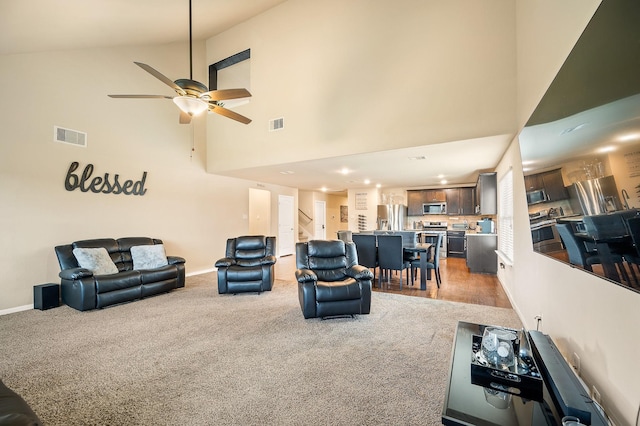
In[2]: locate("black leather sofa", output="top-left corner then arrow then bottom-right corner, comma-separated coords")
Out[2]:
215,235 -> 276,294
295,240 -> 373,319
0,380 -> 41,425
55,237 -> 185,311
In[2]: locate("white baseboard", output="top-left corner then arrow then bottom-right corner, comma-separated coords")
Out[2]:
2,270 -> 216,315
186,268 -> 215,277
0,304 -> 33,316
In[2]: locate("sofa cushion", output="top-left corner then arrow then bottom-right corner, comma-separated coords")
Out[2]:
72,247 -> 119,275
130,244 -> 168,270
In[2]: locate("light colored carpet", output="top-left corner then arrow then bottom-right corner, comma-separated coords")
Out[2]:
0,273 -> 521,425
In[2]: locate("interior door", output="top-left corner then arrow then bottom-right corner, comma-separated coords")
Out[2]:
278,195 -> 295,256
249,188 -> 271,236
314,200 -> 326,239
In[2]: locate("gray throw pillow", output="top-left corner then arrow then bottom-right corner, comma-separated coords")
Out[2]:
130,244 -> 168,270
73,247 -> 119,275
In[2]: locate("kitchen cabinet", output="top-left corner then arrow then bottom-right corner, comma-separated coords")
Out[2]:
407,189 -> 447,215
524,169 -> 568,203
407,190 -> 426,215
424,190 -> 446,202
447,230 -> 466,258
445,187 -> 475,215
541,169 -> 568,202
466,234 -> 497,274
475,172 -> 497,215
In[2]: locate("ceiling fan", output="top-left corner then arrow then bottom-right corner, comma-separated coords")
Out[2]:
108,0 -> 251,125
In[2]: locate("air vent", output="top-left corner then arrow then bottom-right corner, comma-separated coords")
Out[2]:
54,126 -> 87,147
269,117 -> 284,132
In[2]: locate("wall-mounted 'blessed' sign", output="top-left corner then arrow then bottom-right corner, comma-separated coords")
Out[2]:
65,162 -> 148,196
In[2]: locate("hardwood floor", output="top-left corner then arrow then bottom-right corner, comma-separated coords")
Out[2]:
275,254 -> 512,309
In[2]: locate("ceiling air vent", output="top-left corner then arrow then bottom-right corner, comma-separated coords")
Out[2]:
269,117 -> 284,132
54,126 -> 87,147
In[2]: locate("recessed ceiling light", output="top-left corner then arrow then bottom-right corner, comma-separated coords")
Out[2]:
597,146 -> 616,153
437,174 -> 445,179
340,168 -> 350,175
321,186 -> 327,192
364,179 -> 371,185
440,179 -> 447,185
279,170 -> 294,175
408,156 -> 426,160
618,133 -> 640,142
376,184 -> 381,188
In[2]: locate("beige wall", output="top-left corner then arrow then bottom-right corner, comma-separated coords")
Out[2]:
499,1 -> 640,424
205,0 -> 517,173
0,42 -> 295,312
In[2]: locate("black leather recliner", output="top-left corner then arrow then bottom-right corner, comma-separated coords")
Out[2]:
215,236 -> 277,294
295,240 -> 373,319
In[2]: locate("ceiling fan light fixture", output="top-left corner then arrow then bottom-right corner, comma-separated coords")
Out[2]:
173,96 -> 208,116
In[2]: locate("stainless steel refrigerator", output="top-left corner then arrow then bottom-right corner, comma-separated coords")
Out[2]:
377,204 -> 407,231
567,175 -> 623,215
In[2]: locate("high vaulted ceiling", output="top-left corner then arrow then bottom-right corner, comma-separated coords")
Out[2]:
1,0 -> 514,192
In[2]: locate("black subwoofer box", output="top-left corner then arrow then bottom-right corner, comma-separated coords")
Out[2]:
34,283 -> 60,310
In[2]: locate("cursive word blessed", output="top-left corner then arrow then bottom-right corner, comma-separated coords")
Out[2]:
64,162 -> 148,196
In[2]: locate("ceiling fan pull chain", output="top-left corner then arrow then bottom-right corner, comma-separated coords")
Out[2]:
189,0 -> 193,80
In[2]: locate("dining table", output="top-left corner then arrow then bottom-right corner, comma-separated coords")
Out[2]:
402,242 -> 433,290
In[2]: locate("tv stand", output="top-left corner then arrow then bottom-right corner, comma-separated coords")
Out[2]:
442,321 -> 607,425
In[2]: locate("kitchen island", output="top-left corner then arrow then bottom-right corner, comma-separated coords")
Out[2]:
466,233 -> 498,274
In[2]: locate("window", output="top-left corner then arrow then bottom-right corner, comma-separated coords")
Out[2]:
498,169 -> 514,263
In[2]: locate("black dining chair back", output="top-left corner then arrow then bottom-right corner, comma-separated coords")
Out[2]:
376,234 -> 410,289
626,217 -> 640,253
582,213 -> 628,240
352,233 -> 378,282
556,223 -> 595,270
411,233 -> 442,288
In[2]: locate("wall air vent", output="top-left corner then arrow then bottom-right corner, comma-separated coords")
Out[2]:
269,117 -> 284,132
54,126 -> 87,147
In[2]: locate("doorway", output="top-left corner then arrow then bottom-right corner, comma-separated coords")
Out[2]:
314,200 -> 326,239
249,188 -> 271,236
278,195 -> 295,256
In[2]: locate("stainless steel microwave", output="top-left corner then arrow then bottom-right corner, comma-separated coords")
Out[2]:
526,189 -> 547,205
423,202 -> 446,215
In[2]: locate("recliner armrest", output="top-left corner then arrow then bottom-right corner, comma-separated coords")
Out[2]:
295,268 -> 317,283
346,265 -> 374,280
167,256 -> 185,265
260,255 -> 277,266
59,267 -> 93,280
215,257 -> 236,268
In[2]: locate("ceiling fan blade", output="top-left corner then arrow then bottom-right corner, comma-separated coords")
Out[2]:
179,111 -> 192,124
134,62 -> 186,96
108,94 -> 173,99
210,105 -> 252,124
200,88 -> 252,101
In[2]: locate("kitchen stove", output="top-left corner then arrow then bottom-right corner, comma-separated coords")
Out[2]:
529,211 -> 563,252
422,221 -> 447,258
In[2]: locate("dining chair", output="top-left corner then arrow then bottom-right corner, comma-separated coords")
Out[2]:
410,233 -> 442,288
351,233 -> 379,285
395,230 -> 420,263
622,216 -> 640,286
556,223 -> 630,282
336,230 -> 353,242
376,234 -> 411,290
582,213 -> 637,282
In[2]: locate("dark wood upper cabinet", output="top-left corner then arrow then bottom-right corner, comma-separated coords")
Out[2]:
445,187 -> 475,215
524,168 -> 568,203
